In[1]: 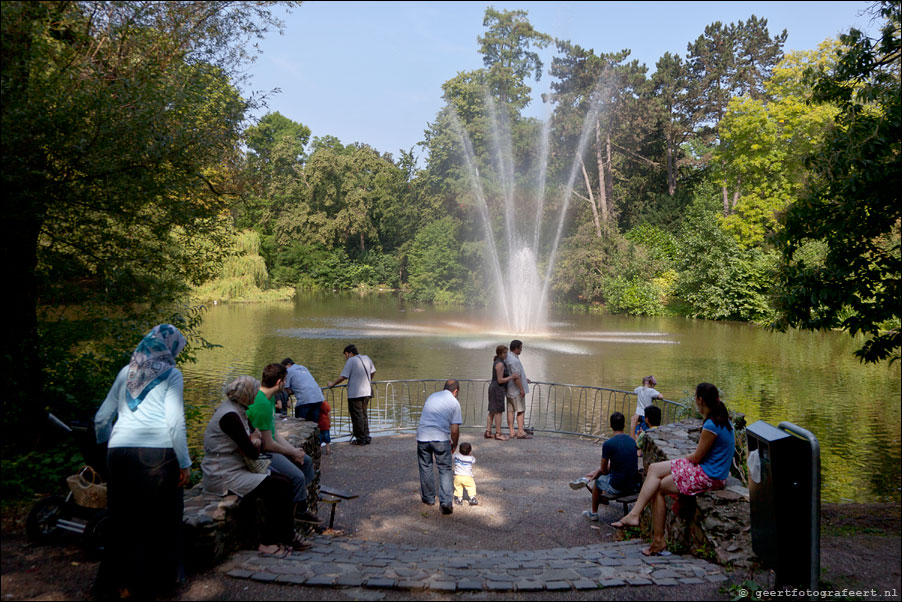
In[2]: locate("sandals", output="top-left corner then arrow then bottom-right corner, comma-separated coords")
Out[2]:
641,547 -> 672,557
515,432 -> 533,439
610,517 -> 639,529
484,430 -> 493,439
493,433 -> 509,441
259,543 -> 291,557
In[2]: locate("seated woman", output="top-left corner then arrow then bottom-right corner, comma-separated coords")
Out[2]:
202,376 -> 310,557
611,382 -> 734,557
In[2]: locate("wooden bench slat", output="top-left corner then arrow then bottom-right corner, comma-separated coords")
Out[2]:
320,485 -> 359,500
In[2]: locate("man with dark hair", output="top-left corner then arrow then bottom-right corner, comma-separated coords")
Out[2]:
327,344 -> 376,445
416,379 -> 462,515
246,363 -> 320,525
504,340 -> 532,439
281,358 -> 325,422
636,405 -> 662,454
644,405 -> 662,428
569,411 -> 640,521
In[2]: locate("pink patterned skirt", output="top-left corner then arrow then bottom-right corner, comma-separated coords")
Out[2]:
671,458 -> 725,496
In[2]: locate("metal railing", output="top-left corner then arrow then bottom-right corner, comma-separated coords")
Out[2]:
313,379 -> 686,440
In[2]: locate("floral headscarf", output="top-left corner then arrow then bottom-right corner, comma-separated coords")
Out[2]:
125,324 -> 187,411
226,375 -> 260,408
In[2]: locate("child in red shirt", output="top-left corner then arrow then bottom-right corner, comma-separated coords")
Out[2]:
318,401 -> 331,455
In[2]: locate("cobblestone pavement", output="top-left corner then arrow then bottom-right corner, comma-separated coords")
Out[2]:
221,535 -> 726,592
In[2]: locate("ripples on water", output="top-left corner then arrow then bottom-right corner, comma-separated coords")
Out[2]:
182,296 -> 901,503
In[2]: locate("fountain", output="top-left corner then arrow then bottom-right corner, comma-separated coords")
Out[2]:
449,86 -> 607,334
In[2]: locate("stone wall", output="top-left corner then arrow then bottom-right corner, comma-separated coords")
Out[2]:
640,419 -> 755,568
182,418 -> 320,569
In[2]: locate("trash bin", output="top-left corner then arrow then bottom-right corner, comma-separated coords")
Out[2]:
746,420 -> 820,590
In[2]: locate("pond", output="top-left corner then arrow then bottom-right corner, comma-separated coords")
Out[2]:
181,293 -> 901,503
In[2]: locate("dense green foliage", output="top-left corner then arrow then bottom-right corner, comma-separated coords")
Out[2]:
192,230 -> 296,303
1,1 -> 293,494
771,2 -> 901,363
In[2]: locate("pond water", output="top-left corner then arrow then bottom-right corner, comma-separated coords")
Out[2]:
181,293 -> 901,503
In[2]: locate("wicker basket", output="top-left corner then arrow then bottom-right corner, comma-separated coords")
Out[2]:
66,466 -> 107,508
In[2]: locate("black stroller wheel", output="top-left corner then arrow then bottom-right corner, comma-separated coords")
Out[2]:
26,495 -> 66,542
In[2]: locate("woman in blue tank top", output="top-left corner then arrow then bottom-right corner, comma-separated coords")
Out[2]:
611,382 -> 735,556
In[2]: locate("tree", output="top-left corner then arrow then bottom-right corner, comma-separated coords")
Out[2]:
772,2 -> 901,363
675,197 -> 775,322
477,7 -> 551,111
276,143 -> 407,255
1,1 -> 292,436
547,42 -> 652,231
407,217 -> 467,303
237,111 -> 312,232
686,17 -> 787,215
192,229 -> 295,303
715,42 -> 840,246
650,51 -> 700,197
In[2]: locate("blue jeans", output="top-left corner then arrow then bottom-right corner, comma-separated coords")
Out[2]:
295,402 -> 322,423
269,452 -> 315,504
417,440 -> 453,506
634,415 -> 649,437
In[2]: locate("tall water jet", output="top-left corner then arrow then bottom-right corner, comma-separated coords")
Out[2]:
450,82 -> 610,335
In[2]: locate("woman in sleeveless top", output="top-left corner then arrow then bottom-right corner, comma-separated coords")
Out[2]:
485,345 -> 514,441
202,376 -> 308,557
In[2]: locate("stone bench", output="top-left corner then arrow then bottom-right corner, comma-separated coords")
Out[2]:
639,420 -> 754,568
181,418 -> 321,570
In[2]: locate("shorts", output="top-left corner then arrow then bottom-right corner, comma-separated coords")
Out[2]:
506,395 -> 526,414
671,458 -> 725,496
594,473 -> 633,496
319,429 -> 331,444
634,415 -> 649,437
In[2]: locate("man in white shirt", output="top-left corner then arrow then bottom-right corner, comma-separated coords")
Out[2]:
327,344 -> 376,445
504,339 -> 533,439
416,379 -> 462,515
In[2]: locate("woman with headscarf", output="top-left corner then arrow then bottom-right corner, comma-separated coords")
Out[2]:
93,324 -> 191,598
202,375 -> 310,557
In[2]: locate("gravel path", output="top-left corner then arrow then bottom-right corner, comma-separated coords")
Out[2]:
310,430 -> 633,550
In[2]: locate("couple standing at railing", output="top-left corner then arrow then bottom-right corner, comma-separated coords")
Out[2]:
485,339 -> 534,441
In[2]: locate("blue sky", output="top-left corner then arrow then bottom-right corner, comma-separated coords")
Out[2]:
242,1 -> 875,162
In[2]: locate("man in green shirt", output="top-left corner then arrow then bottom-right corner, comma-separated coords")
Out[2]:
247,363 -> 320,525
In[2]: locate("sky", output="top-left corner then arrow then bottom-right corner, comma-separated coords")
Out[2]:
241,1 -> 877,163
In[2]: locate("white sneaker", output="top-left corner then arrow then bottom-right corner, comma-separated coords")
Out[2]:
569,477 -> 590,490
582,510 -> 599,521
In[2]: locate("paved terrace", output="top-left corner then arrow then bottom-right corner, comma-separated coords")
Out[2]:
219,430 -> 728,594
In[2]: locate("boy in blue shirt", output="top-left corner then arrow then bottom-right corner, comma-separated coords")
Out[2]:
569,412 -> 640,521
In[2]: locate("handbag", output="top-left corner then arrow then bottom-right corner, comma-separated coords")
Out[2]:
242,452 -> 272,474
66,465 -> 107,508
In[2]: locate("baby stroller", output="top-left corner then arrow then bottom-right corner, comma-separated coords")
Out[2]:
26,413 -> 110,555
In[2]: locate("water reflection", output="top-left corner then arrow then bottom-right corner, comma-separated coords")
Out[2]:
182,294 -> 901,503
